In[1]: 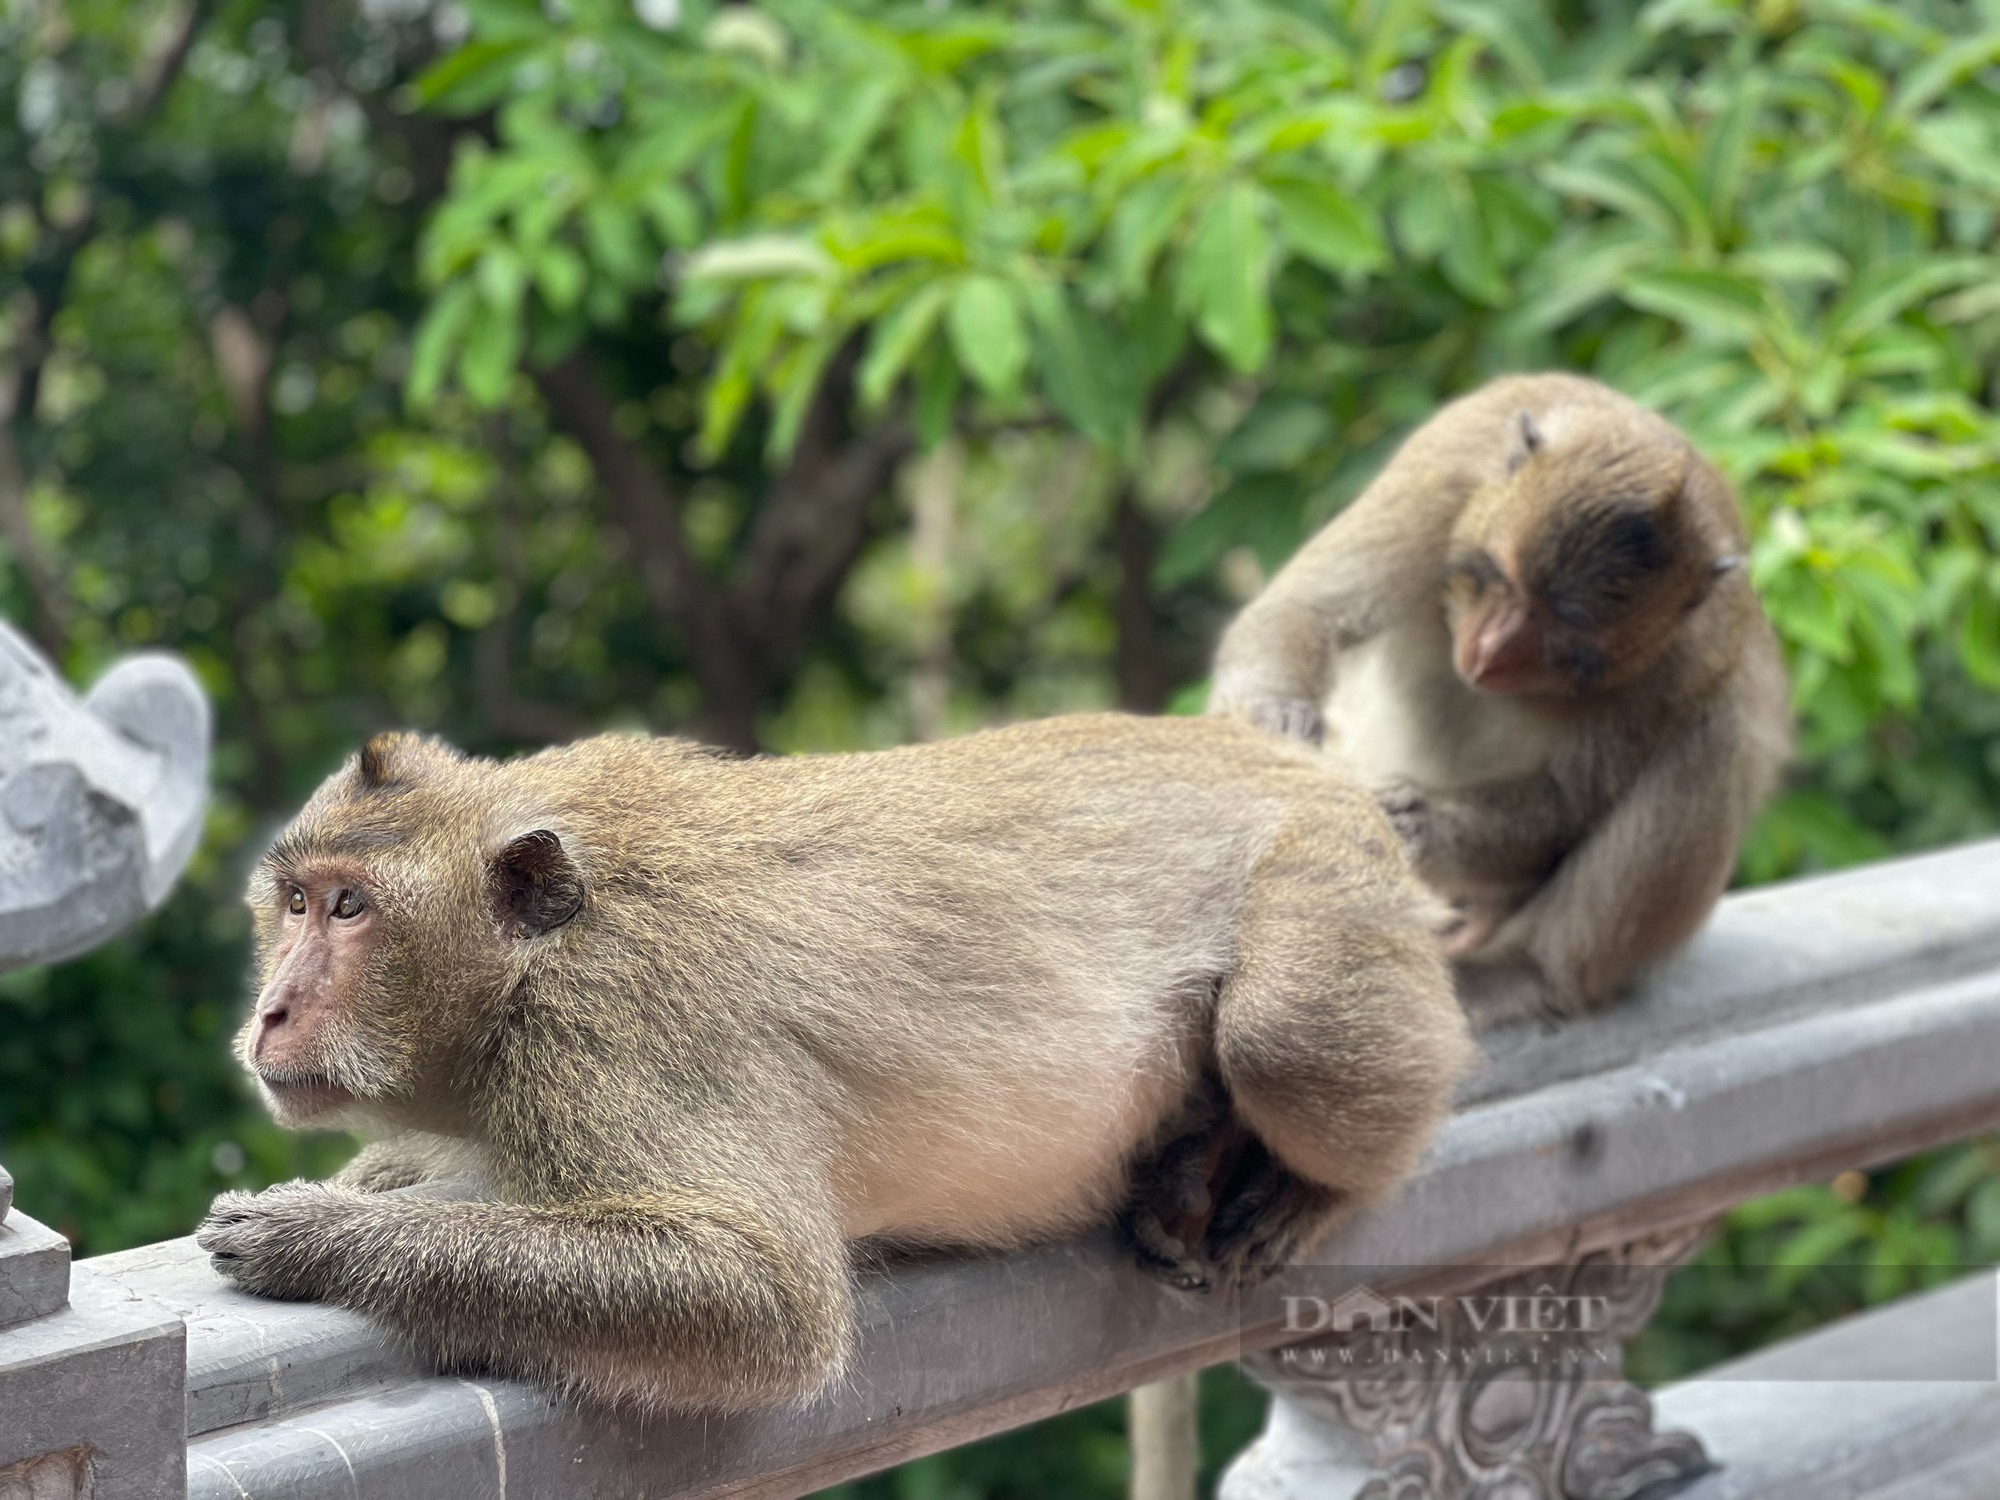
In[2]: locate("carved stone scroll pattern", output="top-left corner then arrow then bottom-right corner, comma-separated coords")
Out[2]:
1252,1225 -> 1714,1500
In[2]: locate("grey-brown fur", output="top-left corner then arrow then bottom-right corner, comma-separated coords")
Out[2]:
1211,374 -> 1791,1021
198,713 -> 1472,1412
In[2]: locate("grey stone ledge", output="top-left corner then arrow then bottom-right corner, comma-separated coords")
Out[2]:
73,837 -> 2000,1498
1653,1271 -> 2000,1500
0,1207 -> 69,1331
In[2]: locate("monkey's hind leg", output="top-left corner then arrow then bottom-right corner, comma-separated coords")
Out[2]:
1208,825 -> 1471,1282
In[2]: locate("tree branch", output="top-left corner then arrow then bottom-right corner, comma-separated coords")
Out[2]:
531,355 -> 751,718
474,417 -> 591,746
0,372 -> 67,656
0,0 -> 212,661
732,353 -> 914,681
1111,481 -> 1171,713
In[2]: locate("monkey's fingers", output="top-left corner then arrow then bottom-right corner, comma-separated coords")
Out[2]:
1441,907 -> 1503,958
1125,1203 -> 1215,1294
197,1183 -> 355,1302
1202,1155 -> 1343,1289
1239,696 -> 1325,746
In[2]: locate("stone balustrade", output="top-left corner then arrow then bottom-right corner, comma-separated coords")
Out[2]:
6,837 -> 1998,1497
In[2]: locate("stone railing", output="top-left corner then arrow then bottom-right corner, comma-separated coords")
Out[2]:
7,835 -> 1999,1498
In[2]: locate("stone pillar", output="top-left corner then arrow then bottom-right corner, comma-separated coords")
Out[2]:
1221,1227 -> 1714,1500
0,621 -> 209,969
0,1198 -> 184,1500
0,625 -> 208,1496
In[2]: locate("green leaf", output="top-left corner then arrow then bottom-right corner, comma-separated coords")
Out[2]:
1960,586 -> 2000,689
533,242 -> 587,311
1825,256 -> 1995,347
1893,33 -> 2000,121
1178,181 -> 1274,374
1262,174 -> 1386,276
475,245 -> 528,314
1023,282 -> 1134,450
582,200 -> 654,289
1393,170 -> 1456,259
456,303 -> 523,407
1102,176 -> 1194,298
700,359 -> 755,460
683,235 -> 836,283
1217,398 -> 1332,472
1769,1212 -> 1869,1295
946,276 -> 1029,399
1156,473 -> 1305,589
406,283 -> 478,409
1622,269 -> 1771,343
639,185 -> 701,249
858,281 -> 949,410
913,341 -> 962,451
766,333 -> 840,462
414,38 -> 535,112
1700,75 -> 1764,230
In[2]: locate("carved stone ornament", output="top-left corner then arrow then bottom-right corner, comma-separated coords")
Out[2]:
0,619 -> 209,971
1240,1224 -> 1714,1500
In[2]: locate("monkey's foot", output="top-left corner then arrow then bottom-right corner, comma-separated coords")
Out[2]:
1202,1150 -> 1343,1288
1455,958 -> 1575,1032
1127,1210 -> 1215,1293
1440,904 -> 1503,958
1125,1126 -> 1232,1293
1370,781 -> 1428,840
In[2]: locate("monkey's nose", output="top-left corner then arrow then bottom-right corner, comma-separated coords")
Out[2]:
252,1000 -> 291,1058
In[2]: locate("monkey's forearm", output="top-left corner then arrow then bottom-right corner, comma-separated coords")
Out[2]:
199,1184 -> 853,1410
1210,601 -> 1334,742
1377,777 -> 1574,890
1210,537 -> 1418,740
1486,749 -> 1749,1012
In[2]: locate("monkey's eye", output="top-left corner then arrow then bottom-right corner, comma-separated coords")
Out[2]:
1446,550 -> 1504,594
287,887 -> 307,916
332,889 -> 365,920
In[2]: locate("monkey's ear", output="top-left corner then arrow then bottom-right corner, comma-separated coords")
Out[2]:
358,733 -> 404,789
1685,553 -> 1744,611
490,830 -> 584,938
1507,411 -> 1543,474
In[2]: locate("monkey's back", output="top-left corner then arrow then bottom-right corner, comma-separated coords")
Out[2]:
508,714 -> 1416,1249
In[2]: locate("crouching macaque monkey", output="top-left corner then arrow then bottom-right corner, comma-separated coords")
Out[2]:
198,717 -> 1472,1412
1210,373 -> 1789,1022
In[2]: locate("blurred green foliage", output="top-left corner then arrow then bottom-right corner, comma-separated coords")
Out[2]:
1,0 -> 1998,1494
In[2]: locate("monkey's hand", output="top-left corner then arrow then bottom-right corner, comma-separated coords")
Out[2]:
1372,781 -> 1436,861
1209,677 -> 1325,745
198,1182 -> 367,1302
1241,696 -> 1325,745
1240,704 -> 1320,752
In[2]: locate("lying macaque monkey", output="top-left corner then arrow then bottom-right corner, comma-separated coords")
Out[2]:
200,715 -> 1472,1411
1211,373 -> 1789,1021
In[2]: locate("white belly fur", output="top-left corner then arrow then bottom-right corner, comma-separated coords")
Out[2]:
1324,616 -> 1562,791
